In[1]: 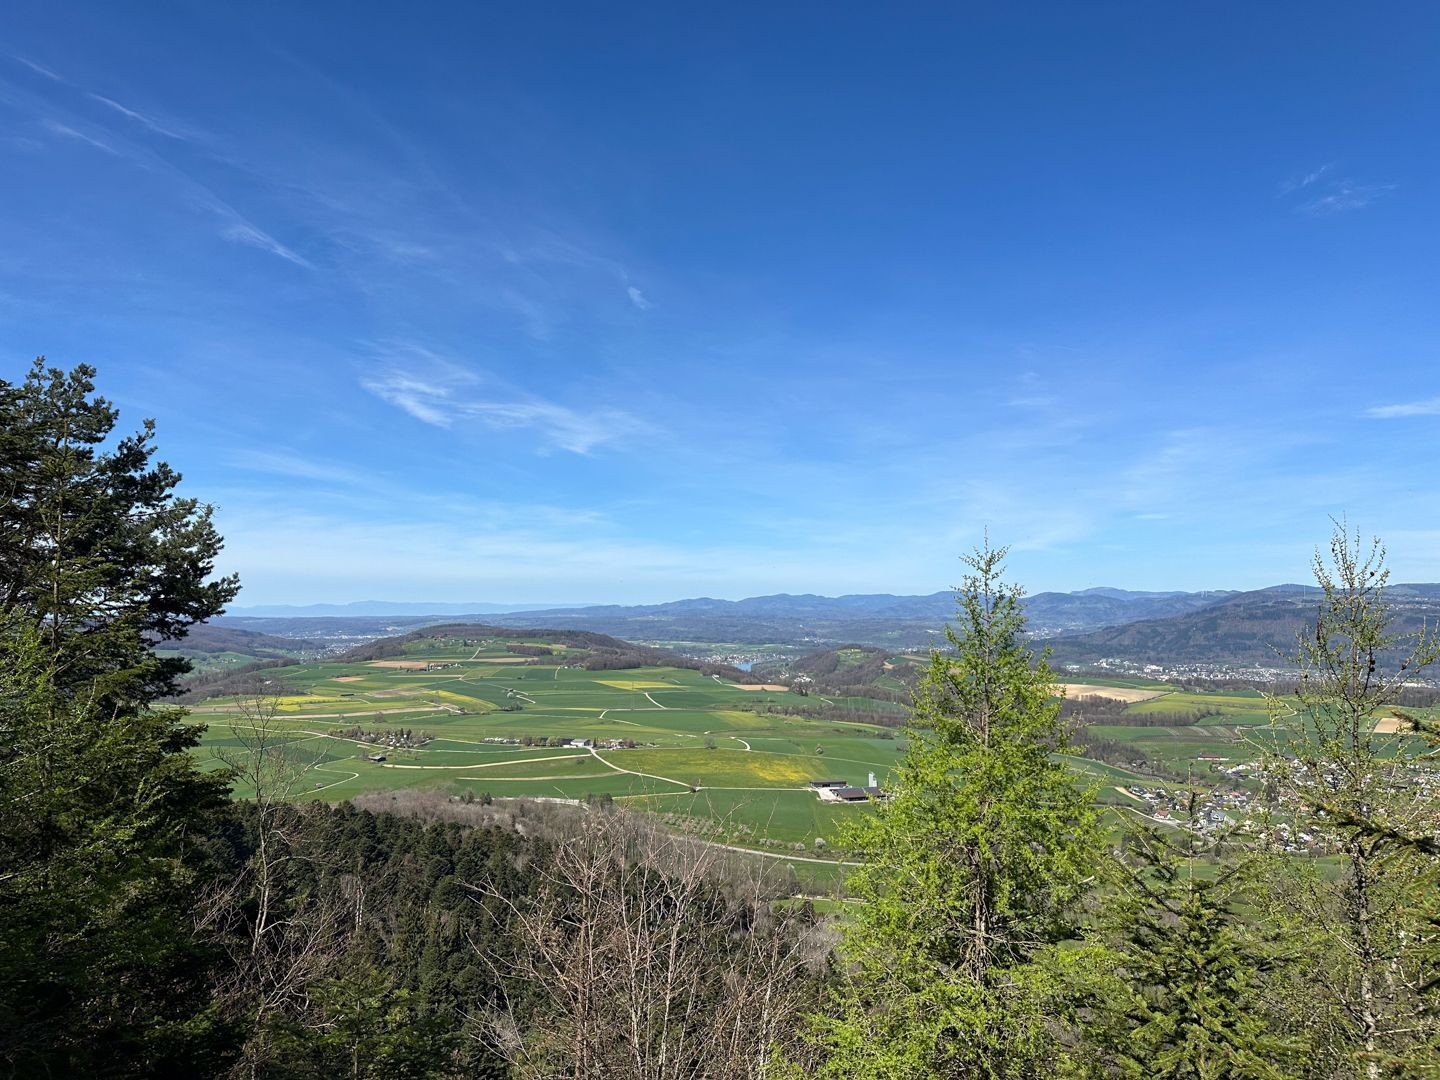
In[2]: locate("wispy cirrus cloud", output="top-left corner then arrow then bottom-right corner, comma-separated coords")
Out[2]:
88,93 -> 188,139
1279,162 -> 1333,194
11,55 -> 61,81
1364,396 -> 1440,419
361,350 -> 649,453
40,118 -> 118,155
16,63 -> 306,269
627,286 -> 650,310
218,218 -> 312,266
1280,163 -> 1395,216
1299,180 -> 1396,215
229,449 -> 374,486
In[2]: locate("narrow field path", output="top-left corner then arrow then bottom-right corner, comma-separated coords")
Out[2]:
306,761 -> 361,794
588,747 -> 691,788
643,692 -> 668,709
701,840 -> 862,867
382,753 -> 579,771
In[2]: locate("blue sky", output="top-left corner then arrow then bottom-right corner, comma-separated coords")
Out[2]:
3,2 -> 1439,605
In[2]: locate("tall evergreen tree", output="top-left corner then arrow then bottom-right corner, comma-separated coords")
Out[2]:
810,544 -> 1101,1078
0,359 -> 240,1076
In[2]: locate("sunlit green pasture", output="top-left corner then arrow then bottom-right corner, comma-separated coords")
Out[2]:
198,648 -> 1429,851
193,642 -> 906,850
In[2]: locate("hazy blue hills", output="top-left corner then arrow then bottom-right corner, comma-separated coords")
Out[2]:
1044,583 -> 1440,667
227,600 -> 592,617
472,588 -> 1239,646
212,584 -> 1440,664
215,587 -> 1233,650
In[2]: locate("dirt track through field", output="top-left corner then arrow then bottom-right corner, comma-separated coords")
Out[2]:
589,747 -> 691,788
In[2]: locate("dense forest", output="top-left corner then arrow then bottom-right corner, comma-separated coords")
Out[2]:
7,360 -> 1440,1078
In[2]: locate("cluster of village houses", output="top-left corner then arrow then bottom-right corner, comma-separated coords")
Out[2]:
480,735 -> 639,750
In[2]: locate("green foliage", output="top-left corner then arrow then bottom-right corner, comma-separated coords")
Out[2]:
811,545 -> 1102,1077
1261,523 -> 1440,1076
0,359 -> 239,1076
1078,810 -> 1300,1079
0,358 -> 238,706
265,972 -> 455,1079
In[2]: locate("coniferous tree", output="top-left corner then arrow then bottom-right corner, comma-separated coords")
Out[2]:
1079,802 -> 1299,1079
810,544 -> 1101,1078
0,359 -> 240,1075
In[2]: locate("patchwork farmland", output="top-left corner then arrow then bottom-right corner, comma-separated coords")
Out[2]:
193,632 -> 909,854
194,630 -> 1428,856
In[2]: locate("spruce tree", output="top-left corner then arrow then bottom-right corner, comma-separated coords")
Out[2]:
811,544 -> 1101,1078
1080,800 -> 1299,1079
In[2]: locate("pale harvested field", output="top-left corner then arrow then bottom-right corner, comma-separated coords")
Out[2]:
334,676 -> 365,682
1374,716 -> 1414,734
367,660 -> 432,669
465,656 -> 534,664
736,683 -> 790,693
1058,683 -> 1168,703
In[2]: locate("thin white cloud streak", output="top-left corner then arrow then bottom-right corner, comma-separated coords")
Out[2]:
88,93 -> 187,139
1365,397 -> 1440,419
627,286 -> 650,310
40,118 -> 118,155
218,219 -> 312,267
12,61 -> 305,268
360,359 -> 649,453
12,56 -> 61,81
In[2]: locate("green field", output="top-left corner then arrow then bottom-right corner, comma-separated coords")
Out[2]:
195,636 -> 1437,855
194,635 -> 908,854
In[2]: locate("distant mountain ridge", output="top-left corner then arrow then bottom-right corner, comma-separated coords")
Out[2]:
212,583 -> 1440,659
1044,583 -> 1440,667
227,600 -> 592,617
474,587 -> 1239,645
218,588 -> 1235,648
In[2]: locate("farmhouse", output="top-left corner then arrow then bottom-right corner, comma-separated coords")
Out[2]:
832,786 -> 886,802
809,779 -> 848,789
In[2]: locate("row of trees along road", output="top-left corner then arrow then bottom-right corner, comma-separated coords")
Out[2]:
6,356 -> 1440,1079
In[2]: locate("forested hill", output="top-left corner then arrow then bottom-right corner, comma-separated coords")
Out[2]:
338,623 -> 752,680
1044,583 -> 1440,667
160,623 -> 319,657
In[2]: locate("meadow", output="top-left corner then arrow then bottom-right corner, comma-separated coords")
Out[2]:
194,635 -> 1434,860
194,634 -> 908,857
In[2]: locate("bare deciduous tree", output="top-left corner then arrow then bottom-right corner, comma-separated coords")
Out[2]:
203,689 -> 354,1078
473,806 -> 827,1079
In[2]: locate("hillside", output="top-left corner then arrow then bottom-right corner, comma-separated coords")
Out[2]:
340,623 -> 754,680
477,587 -> 1234,646
1045,583 -> 1440,668
166,623 -> 319,657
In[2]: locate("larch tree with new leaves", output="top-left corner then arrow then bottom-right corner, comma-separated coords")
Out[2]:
810,544 -> 1102,1079
1261,523 -> 1440,1079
